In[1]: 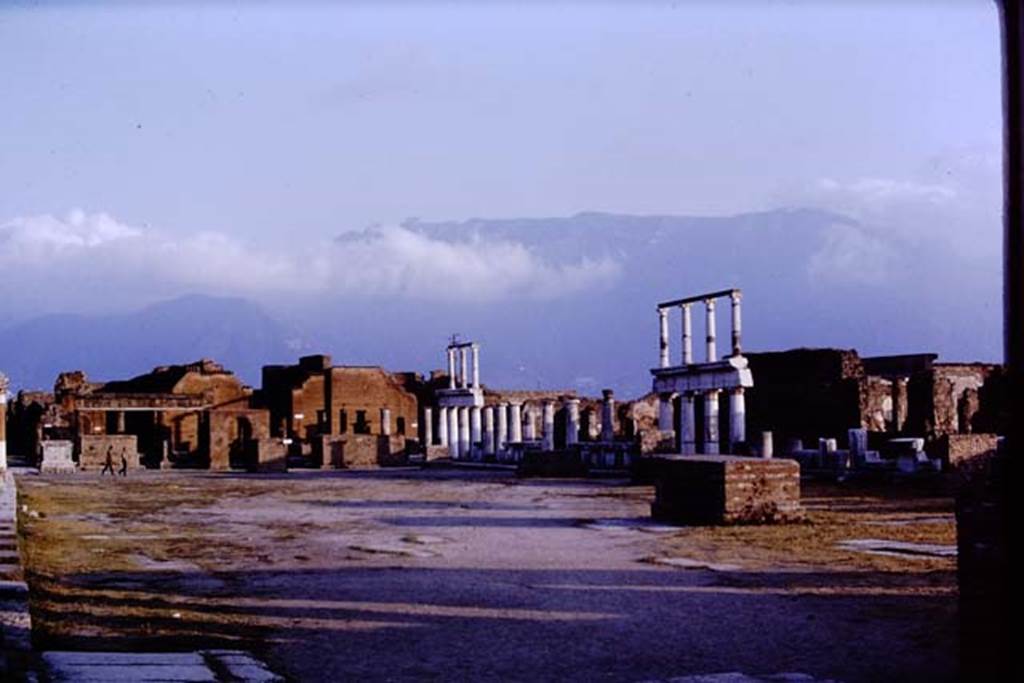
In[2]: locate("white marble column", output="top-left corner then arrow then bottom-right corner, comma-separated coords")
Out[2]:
470,406 -> 482,458
438,406 -> 449,447
705,298 -> 717,363
681,303 -> 693,365
423,407 -> 433,446
658,307 -> 670,368
496,401 -> 508,454
447,349 -> 457,389
0,391 -> 7,471
565,398 -> 580,446
730,290 -> 742,356
380,408 -> 392,436
680,393 -> 696,455
761,431 -> 774,459
704,390 -> 720,454
483,407 -> 495,456
658,393 -> 674,433
728,387 -> 745,452
508,402 -> 523,443
600,389 -> 615,442
447,407 -> 459,459
471,344 -> 480,388
459,348 -> 469,389
542,400 -> 556,451
458,407 -> 471,459
523,405 -> 536,440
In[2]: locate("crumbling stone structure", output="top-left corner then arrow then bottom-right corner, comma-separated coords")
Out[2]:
650,289 -> 753,455
261,354 -> 422,468
6,360 -> 269,471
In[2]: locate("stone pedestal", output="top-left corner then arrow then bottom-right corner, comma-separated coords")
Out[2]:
650,455 -> 802,525
40,440 -> 77,474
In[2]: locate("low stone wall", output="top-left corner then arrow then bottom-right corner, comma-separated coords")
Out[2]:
79,435 -> 141,471
335,435 -> 407,468
252,439 -> 287,473
650,455 -> 802,525
928,433 -> 999,469
517,451 -> 588,478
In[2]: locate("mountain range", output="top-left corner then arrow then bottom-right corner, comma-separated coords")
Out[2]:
0,208 -> 1000,396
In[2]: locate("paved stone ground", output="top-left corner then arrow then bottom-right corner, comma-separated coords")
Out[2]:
16,469 -> 958,682
42,650 -> 282,682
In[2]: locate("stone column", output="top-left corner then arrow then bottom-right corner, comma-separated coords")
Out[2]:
704,390 -> 720,454
728,387 -> 745,452
483,407 -> 495,456
438,406 -> 449,447
470,406 -> 482,458
658,307 -> 670,368
892,377 -> 909,433
761,431 -> 774,459
0,389 -> 7,471
705,299 -> 717,363
681,303 -> 693,365
658,393 -> 675,432
447,349 -> 457,389
680,393 -> 696,455
600,389 -> 615,442
730,290 -> 742,356
115,410 -> 126,434
458,407 -> 471,459
542,400 -> 556,451
496,402 -> 508,453
508,402 -> 523,443
471,344 -> 480,388
565,398 -> 580,446
423,407 -> 433,446
459,348 -> 469,389
380,408 -> 392,436
523,405 -> 536,440
447,407 -> 459,459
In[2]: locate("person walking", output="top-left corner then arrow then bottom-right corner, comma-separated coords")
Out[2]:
101,446 -> 115,476
118,452 -> 128,477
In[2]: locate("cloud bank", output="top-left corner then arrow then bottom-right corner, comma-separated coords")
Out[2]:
0,210 -> 620,315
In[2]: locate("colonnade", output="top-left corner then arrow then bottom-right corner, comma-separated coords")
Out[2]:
652,289 -> 751,455
427,393 -> 613,460
446,343 -> 480,389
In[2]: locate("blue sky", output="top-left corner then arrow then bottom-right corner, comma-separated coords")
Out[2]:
0,1 -> 1005,378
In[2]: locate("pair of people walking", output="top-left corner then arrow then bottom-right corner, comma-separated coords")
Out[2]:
101,446 -> 128,477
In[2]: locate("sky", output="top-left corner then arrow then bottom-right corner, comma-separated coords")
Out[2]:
0,1 -> 1006,380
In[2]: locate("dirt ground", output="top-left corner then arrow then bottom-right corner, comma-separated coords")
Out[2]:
15,468 -> 958,682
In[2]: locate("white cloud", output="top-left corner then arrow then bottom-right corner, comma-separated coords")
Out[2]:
332,225 -> 620,300
0,210 -> 620,311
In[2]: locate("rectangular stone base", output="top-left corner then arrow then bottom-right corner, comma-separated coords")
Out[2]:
517,450 -> 587,478
650,455 -> 802,525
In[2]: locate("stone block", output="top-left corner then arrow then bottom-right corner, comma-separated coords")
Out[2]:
40,440 -> 77,473
929,433 -> 999,469
650,455 -> 802,525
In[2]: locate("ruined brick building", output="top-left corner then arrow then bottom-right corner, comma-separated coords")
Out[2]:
261,354 -> 429,468
10,360 -> 268,471
743,348 -> 1005,457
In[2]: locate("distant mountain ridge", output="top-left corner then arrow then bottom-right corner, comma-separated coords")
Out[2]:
0,294 -> 293,391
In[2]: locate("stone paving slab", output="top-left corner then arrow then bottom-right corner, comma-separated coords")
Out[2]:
42,650 -> 284,682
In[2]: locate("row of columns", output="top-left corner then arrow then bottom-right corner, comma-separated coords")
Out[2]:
657,387 -> 746,455
428,394 -> 611,459
658,291 -> 742,369
446,344 -> 480,390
